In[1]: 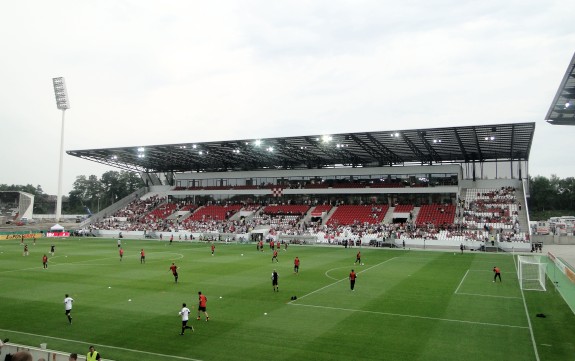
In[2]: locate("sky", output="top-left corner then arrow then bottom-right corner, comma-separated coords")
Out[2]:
1,0 -> 574,195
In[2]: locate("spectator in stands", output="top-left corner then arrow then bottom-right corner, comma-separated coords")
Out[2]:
11,351 -> 33,361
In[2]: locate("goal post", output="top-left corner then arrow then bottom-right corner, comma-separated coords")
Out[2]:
517,255 -> 547,291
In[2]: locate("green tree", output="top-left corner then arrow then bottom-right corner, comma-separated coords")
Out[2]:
67,171 -> 144,215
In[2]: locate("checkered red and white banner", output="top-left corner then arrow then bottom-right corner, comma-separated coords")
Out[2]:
271,188 -> 283,197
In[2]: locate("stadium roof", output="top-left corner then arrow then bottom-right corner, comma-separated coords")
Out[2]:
67,122 -> 535,173
545,52 -> 575,125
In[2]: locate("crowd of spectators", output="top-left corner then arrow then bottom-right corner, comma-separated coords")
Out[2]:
90,191 -> 528,243
455,187 -> 524,240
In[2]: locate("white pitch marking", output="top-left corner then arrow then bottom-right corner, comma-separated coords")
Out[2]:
291,258 -> 397,303
456,292 -> 522,300
514,255 -> 541,361
288,303 -> 529,330
324,266 -> 349,280
454,269 -> 470,294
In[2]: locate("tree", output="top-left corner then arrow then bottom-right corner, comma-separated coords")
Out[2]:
67,171 -> 145,214
529,176 -> 555,212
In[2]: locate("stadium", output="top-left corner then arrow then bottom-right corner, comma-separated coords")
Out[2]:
1,56 -> 575,361
69,122 -> 534,252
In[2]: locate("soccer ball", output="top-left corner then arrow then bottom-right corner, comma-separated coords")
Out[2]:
361,263 -> 364,265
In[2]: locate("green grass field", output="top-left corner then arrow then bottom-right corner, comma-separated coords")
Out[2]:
1,238 -> 574,361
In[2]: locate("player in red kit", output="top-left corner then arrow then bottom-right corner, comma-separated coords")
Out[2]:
197,291 -> 209,321
211,244 -> 215,256
272,249 -> 278,263
119,248 -> 124,261
169,263 -> 178,283
349,269 -> 357,290
42,254 -> 48,269
493,266 -> 502,282
294,257 -> 300,274
140,249 -> 145,264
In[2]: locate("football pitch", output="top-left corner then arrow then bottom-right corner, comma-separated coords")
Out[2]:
1,238 -> 574,361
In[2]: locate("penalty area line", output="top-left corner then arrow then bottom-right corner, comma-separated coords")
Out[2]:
0,328 -> 203,361
288,303 -> 528,330
456,292 -> 522,300
454,269 -> 469,294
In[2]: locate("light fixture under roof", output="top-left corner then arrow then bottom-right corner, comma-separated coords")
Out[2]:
137,147 -> 145,152
254,140 -> 262,147
321,135 -> 332,143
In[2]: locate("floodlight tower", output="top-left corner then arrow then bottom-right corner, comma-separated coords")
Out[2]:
52,77 -> 70,223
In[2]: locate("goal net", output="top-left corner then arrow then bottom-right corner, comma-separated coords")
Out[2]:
517,255 -> 547,291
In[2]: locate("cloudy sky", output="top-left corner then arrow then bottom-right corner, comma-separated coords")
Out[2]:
1,0 -> 574,195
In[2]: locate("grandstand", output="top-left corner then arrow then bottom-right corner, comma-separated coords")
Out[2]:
68,122 -> 535,252
0,191 -> 34,225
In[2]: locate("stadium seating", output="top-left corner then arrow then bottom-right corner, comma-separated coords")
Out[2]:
187,205 -> 242,221
327,205 -> 389,225
144,203 -> 178,221
312,204 -> 333,214
393,204 -> 414,213
460,187 -> 519,230
262,205 -> 310,215
415,204 -> 456,227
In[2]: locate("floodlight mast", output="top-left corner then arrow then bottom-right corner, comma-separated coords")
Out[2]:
52,77 -> 70,223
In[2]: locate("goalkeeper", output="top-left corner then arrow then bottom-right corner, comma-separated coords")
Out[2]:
493,266 -> 502,282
